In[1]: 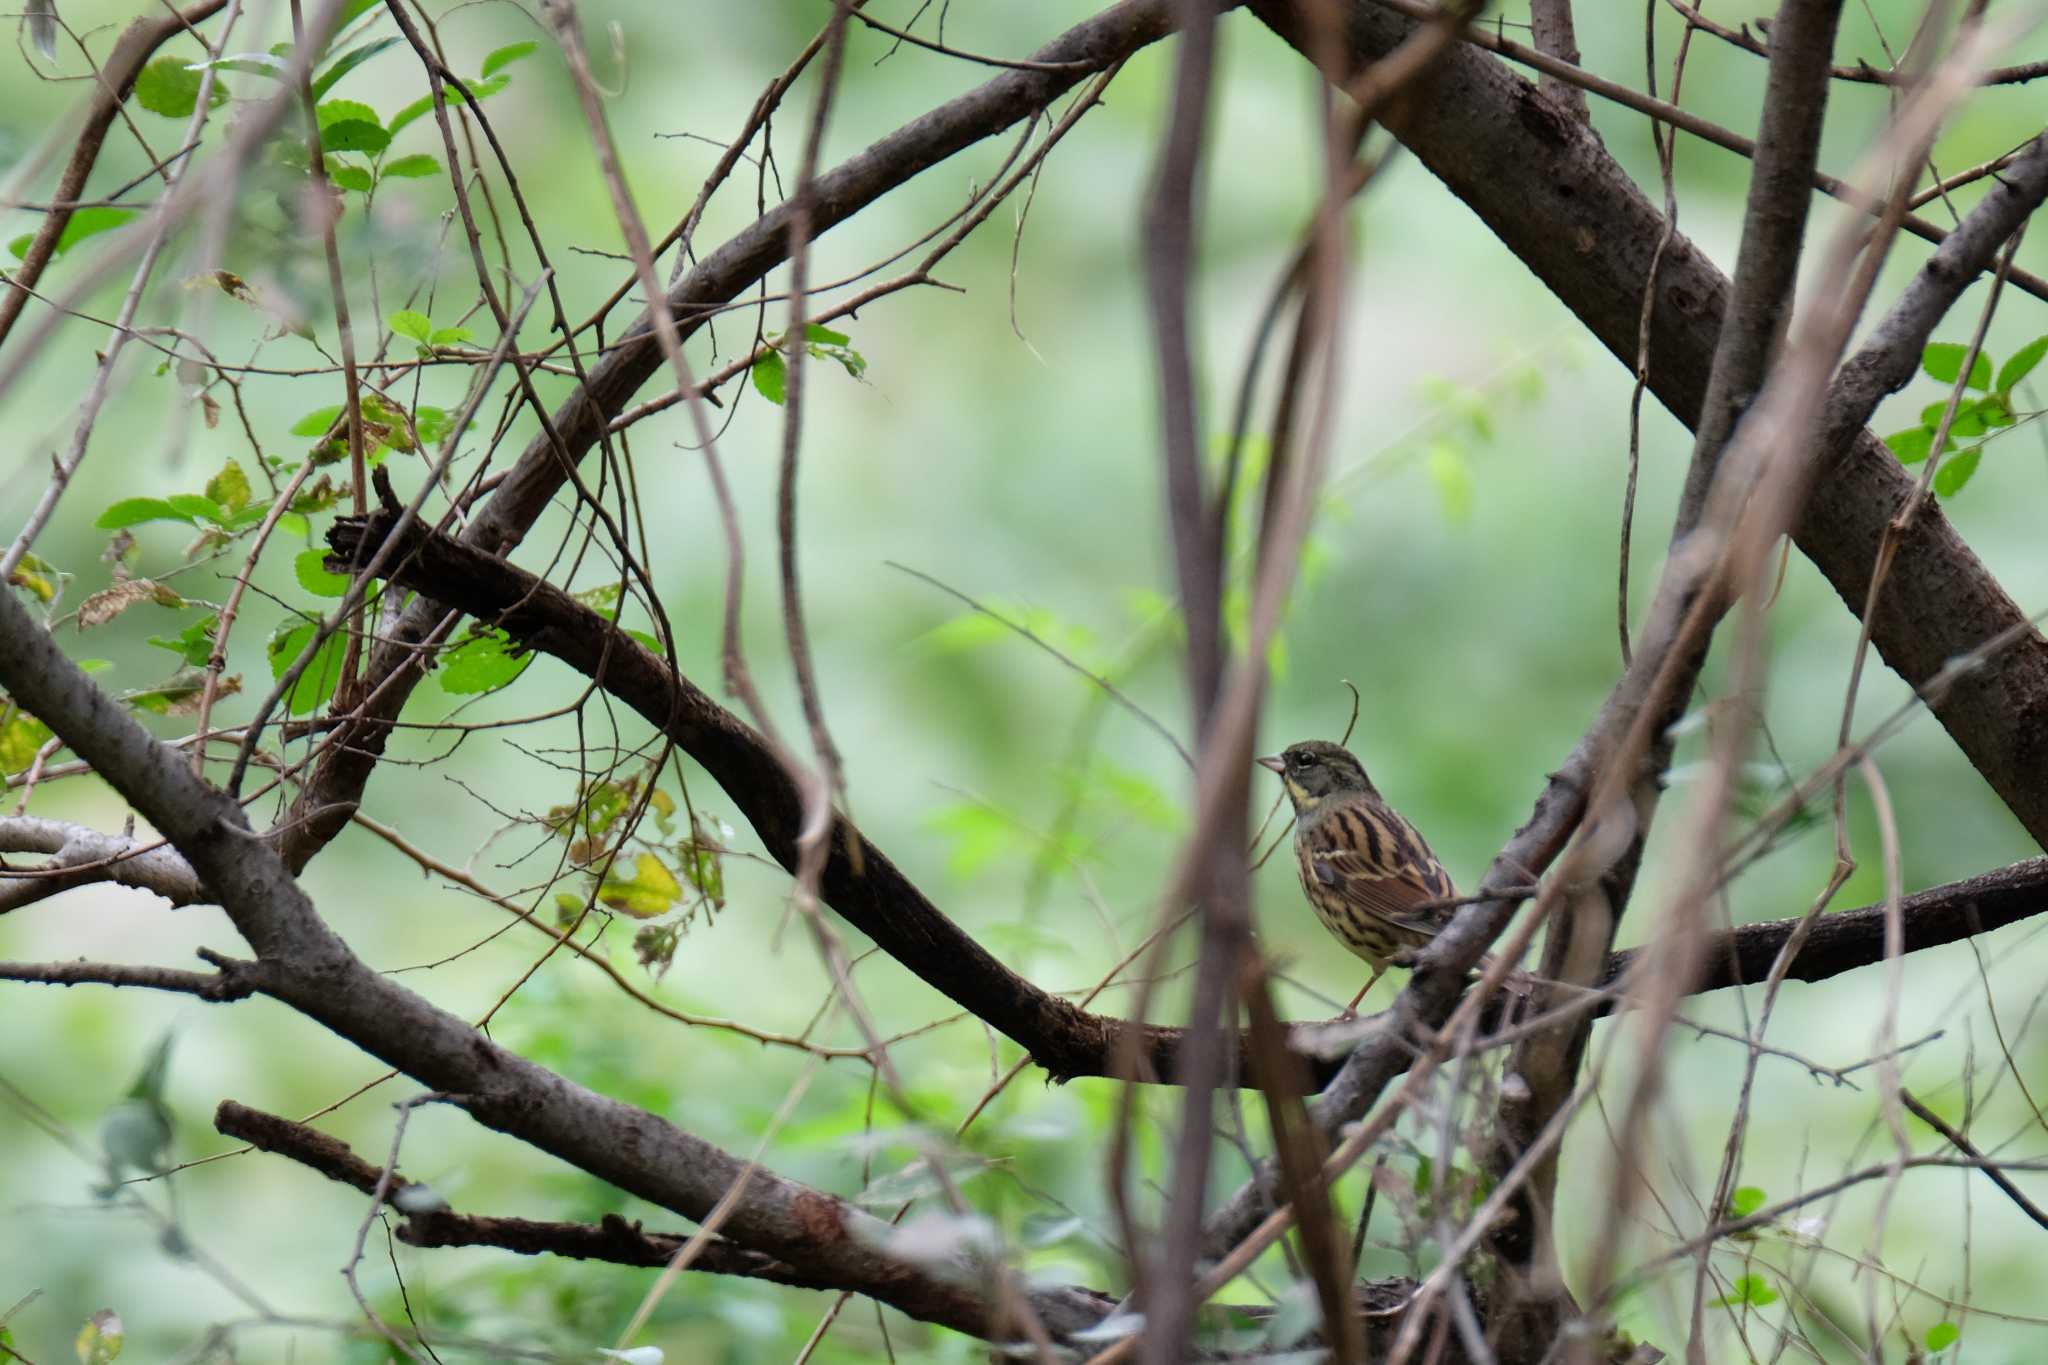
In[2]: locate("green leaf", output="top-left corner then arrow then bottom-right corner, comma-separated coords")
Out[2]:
1972,395 -> 2015,427
97,497 -> 187,529
265,619 -> 347,716
195,52 -> 288,80
1883,426 -> 1936,464
439,627 -> 531,694
327,163 -> 373,193
388,309 -> 432,343
427,325 -> 473,346
598,852 -> 682,918
310,35 -> 401,101
315,98 -> 380,130
294,548 -> 352,597
751,350 -> 786,405
1934,445 -> 1982,497
135,57 -> 228,118
9,551 -> 61,603
166,493 -> 226,525
1921,342 -> 1992,390
148,614 -> 219,668
1425,439 -> 1474,522
414,406 -> 454,446
290,405 -> 342,437
1996,335 -> 2048,395
379,153 -> 441,179
1729,1186 -> 1766,1218
480,40 -> 538,78
319,119 -> 389,156
386,93 -> 437,137
801,323 -> 867,380
1710,1274 -> 1778,1309
386,73 -> 507,137
1919,399 -> 1992,438
204,459 -> 251,513
0,705 -> 55,773
1925,1322 -> 1960,1351
8,206 -> 140,263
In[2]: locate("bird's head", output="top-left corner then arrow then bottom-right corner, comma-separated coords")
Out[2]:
1256,739 -> 1374,810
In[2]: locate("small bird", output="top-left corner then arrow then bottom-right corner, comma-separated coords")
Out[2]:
1259,739 -> 1457,1013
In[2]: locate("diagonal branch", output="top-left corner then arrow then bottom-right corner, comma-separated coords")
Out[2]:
323,513 -> 2048,1084
275,0 -> 1223,875
0,549 -> 1113,1346
1252,0 -> 2048,848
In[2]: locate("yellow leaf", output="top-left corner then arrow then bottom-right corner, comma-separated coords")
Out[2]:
598,853 -> 681,919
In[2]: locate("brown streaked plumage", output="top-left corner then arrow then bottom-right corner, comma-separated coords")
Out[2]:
1258,739 -> 1456,1012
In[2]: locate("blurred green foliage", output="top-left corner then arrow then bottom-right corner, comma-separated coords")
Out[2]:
2,2 -> 2047,1362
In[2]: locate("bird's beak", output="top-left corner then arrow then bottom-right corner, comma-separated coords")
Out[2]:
1256,754 -> 1285,774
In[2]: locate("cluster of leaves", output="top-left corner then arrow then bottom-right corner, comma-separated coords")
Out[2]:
289,391 -> 456,465
748,323 -> 868,405
543,770 -> 730,977
1883,336 -> 2048,497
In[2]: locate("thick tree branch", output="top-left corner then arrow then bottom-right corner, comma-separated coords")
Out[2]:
0,815 -> 205,912
0,574 -> 1113,1346
327,514 -> 2048,1081
1250,0 -> 2048,845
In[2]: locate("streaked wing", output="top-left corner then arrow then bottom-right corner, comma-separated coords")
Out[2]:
1303,801 -> 1455,938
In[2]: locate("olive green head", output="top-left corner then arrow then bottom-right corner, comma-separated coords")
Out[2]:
1256,739 -> 1376,810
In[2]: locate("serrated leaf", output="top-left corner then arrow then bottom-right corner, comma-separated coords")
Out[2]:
439,627 -> 531,694
294,548 -> 352,597
166,493 -> 226,525
388,309 -> 432,343
387,93 -> 436,137
1921,342 -> 1991,390
290,405 -> 342,437
1883,426 -> 1937,464
598,852 -> 682,918
1934,445 -> 1982,497
1925,1322 -> 1960,1351
147,614 -> 219,668
1916,394 -> 1998,437
204,459 -> 251,513
96,497 -> 188,529
1997,335 -> 2048,395
427,324 -> 472,345
327,164 -> 373,193
9,206 -> 141,263
315,98 -> 379,130
319,119 -> 389,156
135,57 -> 228,118
751,350 -> 786,405
480,40 -> 538,78
380,153 -> 441,179
1729,1186 -> 1765,1218
266,619 -> 346,716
